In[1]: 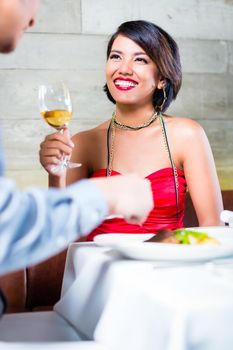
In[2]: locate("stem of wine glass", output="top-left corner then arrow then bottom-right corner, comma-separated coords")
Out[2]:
54,127 -> 82,171
58,127 -> 70,168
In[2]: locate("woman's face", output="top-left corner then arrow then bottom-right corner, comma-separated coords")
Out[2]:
106,34 -> 161,107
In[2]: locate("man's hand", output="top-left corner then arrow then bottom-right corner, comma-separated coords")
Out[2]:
91,174 -> 153,224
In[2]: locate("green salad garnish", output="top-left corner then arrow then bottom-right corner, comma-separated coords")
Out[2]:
174,229 -> 216,245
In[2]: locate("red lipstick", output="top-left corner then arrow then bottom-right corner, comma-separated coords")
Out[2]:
114,77 -> 138,91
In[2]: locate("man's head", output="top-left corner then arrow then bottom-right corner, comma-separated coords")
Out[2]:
0,0 -> 40,53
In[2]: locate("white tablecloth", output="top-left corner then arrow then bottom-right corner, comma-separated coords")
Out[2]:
0,311 -> 106,349
54,243 -> 233,350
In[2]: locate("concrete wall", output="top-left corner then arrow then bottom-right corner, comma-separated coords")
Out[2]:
0,0 -> 232,189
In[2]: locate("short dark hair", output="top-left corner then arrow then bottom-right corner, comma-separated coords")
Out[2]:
104,20 -> 182,112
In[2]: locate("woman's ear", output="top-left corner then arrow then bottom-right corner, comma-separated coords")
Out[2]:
157,78 -> 166,90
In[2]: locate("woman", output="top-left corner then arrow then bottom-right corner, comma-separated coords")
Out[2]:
40,20 -> 223,240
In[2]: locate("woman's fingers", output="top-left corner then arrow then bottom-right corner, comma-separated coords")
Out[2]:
39,147 -> 63,159
40,140 -> 73,155
44,130 -> 74,147
39,131 -> 74,174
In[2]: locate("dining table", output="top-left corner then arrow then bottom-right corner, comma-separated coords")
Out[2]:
54,236 -> 233,350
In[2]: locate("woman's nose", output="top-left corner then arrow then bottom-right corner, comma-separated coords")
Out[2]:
118,60 -> 133,75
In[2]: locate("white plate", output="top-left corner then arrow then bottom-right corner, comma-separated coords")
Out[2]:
94,233 -> 154,247
98,227 -> 233,262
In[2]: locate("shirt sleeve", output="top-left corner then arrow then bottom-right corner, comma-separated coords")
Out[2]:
0,177 -> 108,274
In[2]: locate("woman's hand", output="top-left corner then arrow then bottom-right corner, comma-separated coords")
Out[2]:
39,128 -> 74,176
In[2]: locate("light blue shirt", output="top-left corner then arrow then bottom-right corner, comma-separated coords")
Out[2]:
0,135 -> 108,274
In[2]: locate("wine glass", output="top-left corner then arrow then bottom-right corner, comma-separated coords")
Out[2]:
38,82 -> 81,173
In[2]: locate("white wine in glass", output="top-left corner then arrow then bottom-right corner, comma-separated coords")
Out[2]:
38,82 -> 81,173
41,109 -> 72,130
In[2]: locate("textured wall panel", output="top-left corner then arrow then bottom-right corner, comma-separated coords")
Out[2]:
31,0 -> 81,33
82,0 -> 233,40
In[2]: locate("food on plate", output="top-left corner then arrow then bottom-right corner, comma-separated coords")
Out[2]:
145,229 -> 220,245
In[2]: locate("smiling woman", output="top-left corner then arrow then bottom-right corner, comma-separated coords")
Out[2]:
39,20 -> 223,240
105,35 -> 159,109
104,21 -> 181,112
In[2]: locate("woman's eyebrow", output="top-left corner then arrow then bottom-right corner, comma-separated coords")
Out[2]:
110,50 -> 122,54
134,52 -> 148,56
110,50 -> 148,56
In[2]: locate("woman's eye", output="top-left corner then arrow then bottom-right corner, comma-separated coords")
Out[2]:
135,57 -> 148,64
109,54 -> 121,60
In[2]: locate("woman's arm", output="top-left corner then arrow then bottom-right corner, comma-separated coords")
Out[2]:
66,131 -> 91,186
176,118 -> 223,226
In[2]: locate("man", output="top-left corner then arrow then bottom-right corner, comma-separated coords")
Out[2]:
0,1 -> 153,278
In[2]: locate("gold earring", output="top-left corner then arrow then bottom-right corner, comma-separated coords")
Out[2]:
157,86 -> 167,112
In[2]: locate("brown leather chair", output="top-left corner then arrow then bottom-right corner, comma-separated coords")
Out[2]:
0,250 -> 67,313
25,249 -> 67,311
184,190 -> 233,227
0,270 -> 27,313
0,190 -> 232,313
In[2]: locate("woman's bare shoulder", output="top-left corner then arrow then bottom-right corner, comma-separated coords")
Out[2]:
164,115 -> 208,166
165,115 -> 205,139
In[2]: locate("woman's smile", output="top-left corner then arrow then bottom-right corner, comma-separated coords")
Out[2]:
114,77 -> 138,91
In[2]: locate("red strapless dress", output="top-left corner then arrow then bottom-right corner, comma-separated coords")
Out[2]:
86,168 -> 187,241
